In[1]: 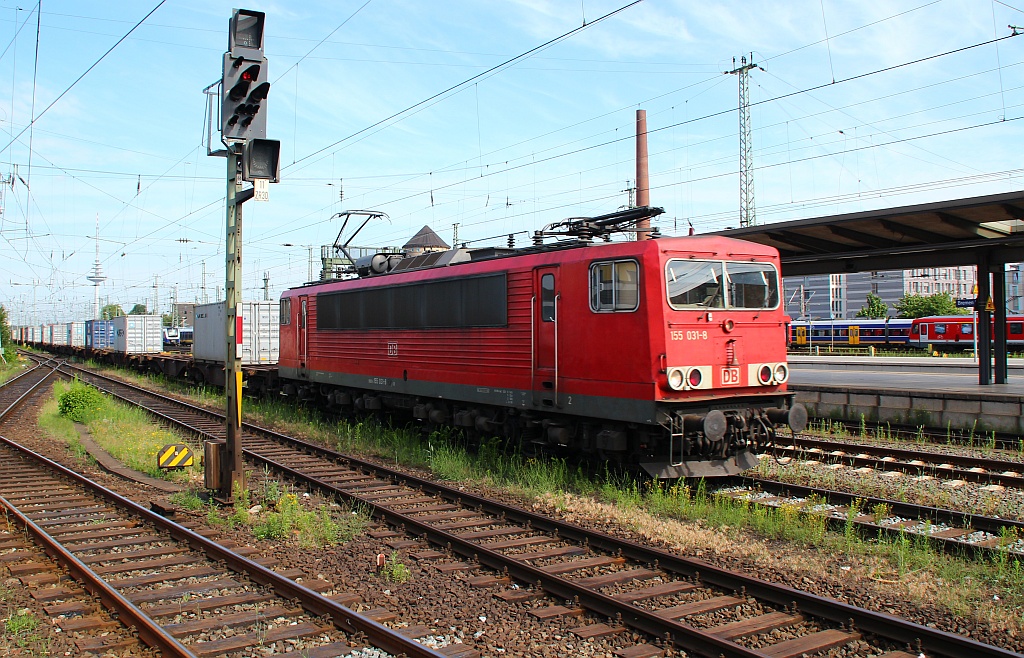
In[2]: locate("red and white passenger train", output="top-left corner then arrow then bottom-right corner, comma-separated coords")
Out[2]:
278,207 -> 806,478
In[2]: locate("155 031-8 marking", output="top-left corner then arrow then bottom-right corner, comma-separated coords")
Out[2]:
670,330 -> 708,341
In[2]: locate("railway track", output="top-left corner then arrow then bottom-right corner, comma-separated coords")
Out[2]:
718,477 -> 1024,559
0,359 -> 449,658
56,359 -> 1024,657
776,435 -> 1024,489
808,415 -> 1024,451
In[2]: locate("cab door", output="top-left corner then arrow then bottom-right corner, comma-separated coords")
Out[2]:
297,295 -> 309,377
532,267 -> 559,407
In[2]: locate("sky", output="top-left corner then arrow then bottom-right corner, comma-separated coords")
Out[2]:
1,0 -> 1023,325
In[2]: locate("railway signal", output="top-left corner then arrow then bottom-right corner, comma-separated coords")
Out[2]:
221,10 -> 270,141
211,8 -> 280,502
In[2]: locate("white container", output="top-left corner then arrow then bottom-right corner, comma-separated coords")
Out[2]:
50,324 -> 67,345
193,301 -> 279,365
112,315 -> 163,354
67,322 -> 86,347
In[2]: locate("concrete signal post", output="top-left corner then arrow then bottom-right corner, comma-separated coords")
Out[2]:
210,9 -> 281,502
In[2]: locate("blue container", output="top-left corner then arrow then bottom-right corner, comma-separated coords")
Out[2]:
86,319 -> 115,349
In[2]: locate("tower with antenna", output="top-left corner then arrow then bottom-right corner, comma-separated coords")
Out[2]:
86,213 -> 107,319
727,54 -> 762,228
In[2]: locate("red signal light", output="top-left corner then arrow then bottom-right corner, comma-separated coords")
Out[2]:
241,64 -> 260,82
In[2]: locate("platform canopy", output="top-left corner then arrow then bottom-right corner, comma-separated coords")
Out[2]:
713,190 -> 1024,276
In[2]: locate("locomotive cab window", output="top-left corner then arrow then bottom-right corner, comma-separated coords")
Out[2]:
280,298 -> 291,325
590,260 -> 639,312
666,259 -> 779,310
726,262 -> 780,309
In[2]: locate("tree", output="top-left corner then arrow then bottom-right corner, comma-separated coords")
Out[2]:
128,304 -> 148,315
161,313 -> 173,327
101,303 -> 125,319
855,293 -> 889,319
894,292 -> 967,318
0,305 -> 15,363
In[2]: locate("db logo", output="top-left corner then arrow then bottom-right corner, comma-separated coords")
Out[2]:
721,367 -> 740,385
387,342 -> 398,357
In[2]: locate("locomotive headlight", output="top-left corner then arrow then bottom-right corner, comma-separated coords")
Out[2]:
773,362 -> 789,384
667,368 -> 685,390
686,368 -> 703,388
758,364 -> 773,385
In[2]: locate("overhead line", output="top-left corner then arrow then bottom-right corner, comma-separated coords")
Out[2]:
0,0 -> 168,157
350,31 -> 1024,215
284,0 -> 645,172
271,0 -> 373,84
0,2 -> 39,65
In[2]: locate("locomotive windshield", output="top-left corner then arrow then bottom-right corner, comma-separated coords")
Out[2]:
666,259 -> 779,310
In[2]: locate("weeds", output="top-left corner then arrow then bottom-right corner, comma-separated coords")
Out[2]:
378,551 -> 411,583
169,489 -> 204,511
251,485 -> 368,547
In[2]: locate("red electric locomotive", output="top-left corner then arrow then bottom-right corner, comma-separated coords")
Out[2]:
278,207 -> 806,477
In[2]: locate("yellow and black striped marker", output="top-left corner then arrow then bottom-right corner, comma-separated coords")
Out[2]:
157,444 -> 194,469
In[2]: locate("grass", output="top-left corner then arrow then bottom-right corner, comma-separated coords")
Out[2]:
2,609 -> 44,652
0,354 -> 27,386
169,489 -> 204,510
39,379 -> 201,482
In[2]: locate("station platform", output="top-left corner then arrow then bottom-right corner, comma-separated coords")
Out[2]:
788,356 -> 1024,435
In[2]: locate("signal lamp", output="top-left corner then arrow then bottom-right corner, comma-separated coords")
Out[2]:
774,363 -> 789,384
758,364 -> 773,385
667,368 -> 684,391
229,9 -> 265,51
242,138 -> 281,183
686,368 -> 702,388
248,82 -> 270,102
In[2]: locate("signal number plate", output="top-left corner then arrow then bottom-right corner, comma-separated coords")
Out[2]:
721,367 -> 741,386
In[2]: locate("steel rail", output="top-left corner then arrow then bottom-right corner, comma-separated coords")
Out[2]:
0,491 -> 197,657
0,361 -> 195,657
776,438 -> 1024,489
59,362 -> 1024,658
808,415 -> 1023,451
4,367 -> 447,658
246,451 -> 770,658
789,435 -> 1024,473
0,434 -> 448,658
737,476 -> 1024,561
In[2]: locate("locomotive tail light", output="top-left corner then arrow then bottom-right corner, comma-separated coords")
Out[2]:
676,366 -> 711,390
773,362 -> 789,384
667,367 -> 685,390
751,363 -> 772,385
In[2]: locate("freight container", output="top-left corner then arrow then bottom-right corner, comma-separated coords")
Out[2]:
85,320 -> 115,349
67,322 -> 86,347
43,325 -> 53,345
112,315 -> 163,354
193,301 -> 279,365
52,323 -> 69,346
